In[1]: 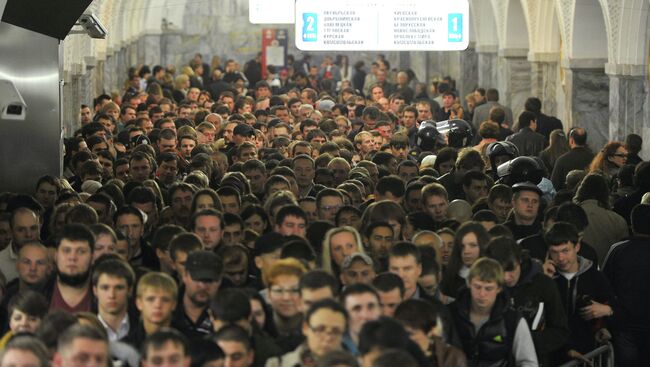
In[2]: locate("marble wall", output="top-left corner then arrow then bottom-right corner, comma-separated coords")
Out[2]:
478,52 -> 498,89
497,56 -> 532,119
531,61 -> 558,117
566,68 -> 610,152
458,47 -> 479,101
609,75 -> 648,143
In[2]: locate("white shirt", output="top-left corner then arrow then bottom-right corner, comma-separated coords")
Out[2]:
0,243 -> 19,283
98,313 -> 130,342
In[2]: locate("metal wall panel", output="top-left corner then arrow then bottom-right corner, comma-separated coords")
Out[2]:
0,21 -> 62,193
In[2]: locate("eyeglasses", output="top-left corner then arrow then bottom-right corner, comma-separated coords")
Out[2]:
269,287 -> 300,297
612,153 -> 627,158
308,324 -> 344,337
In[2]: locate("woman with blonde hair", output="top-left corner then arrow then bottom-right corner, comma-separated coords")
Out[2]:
173,74 -> 190,103
321,226 -> 365,276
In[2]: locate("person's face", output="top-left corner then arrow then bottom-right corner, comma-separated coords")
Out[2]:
368,226 -> 393,259
221,97 -> 235,112
178,108 -> 192,120
9,309 -> 41,334
371,87 -> 384,102
439,232 -> 454,266
222,223 -> 243,246
116,214 -> 144,245
469,278 -> 501,313
548,242 -> 580,273
300,286 -> 334,313
329,231 -> 358,266
238,147 -> 258,162
217,341 -> 253,367
437,159 -> 454,175
609,146 -> 628,167
1,348 -> 42,367
11,210 -> 40,247
94,274 -> 130,316
460,232 -> 481,267
340,260 -> 375,286
201,128 -> 216,144
222,123 -> 236,144
55,337 -> 108,367
442,95 -> 454,108
80,107 -> 93,123
402,111 -> 417,129
171,189 -> 193,219
503,262 -> 521,288
136,288 -> 177,326
425,195 -> 448,222
357,135 -> 374,154
55,239 -> 92,278
183,271 -> 220,308
35,182 -> 57,209
372,135 -> 383,151
130,158 -> 152,182
122,108 -> 136,123
390,98 -> 405,114
158,160 -> 179,184
158,138 -> 176,153
418,273 -> 439,297
0,221 -> 11,249
142,341 -> 190,367
389,255 -> 422,295
276,215 -> 306,238
220,195 -> 240,215
250,299 -> 266,329
304,308 -> 346,357
242,169 -> 266,195
377,288 -> 402,317
378,98 -> 389,111
268,274 -> 301,318
192,195 -> 214,212
488,198 -> 511,223
416,104 -> 432,121
115,163 -> 130,182
293,159 -> 315,188
404,189 -> 422,213
289,102 -> 301,118
17,245 -> 49,286
337,211 -> 361,230
297,201 -> 316,223
512,191 -> 540,222
345,293 -> 381,335
194,215 -> 223,250
93,234 -> 116,262
318,196 -> 343,222
275,109 -> 291,124
179,138 -> 196,159
187,88 -> 201,102
98,156 -> 113,179
464,179 -> 488,204
133,201 -> 159,232
243,214 -> 266,235
398,166 -> 418,183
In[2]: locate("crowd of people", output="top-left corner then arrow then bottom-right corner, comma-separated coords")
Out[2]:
0,52 -> 648,367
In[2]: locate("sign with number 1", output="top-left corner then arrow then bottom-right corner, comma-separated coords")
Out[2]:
302,13 -> 318,42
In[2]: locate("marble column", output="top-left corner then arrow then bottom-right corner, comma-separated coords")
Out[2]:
458,44 -> 479,100
136,34 -> 163,67
529,53 -> 559,117
606,64 -> 649,147
477,45 -> 498,89
563,59 -> 610,152
497,48 -> 531,119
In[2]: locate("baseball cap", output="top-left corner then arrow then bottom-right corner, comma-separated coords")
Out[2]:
185,251 -> 223,281
341,253 -> 374,269
511,181 -> 543,197
233,123 -> 255,137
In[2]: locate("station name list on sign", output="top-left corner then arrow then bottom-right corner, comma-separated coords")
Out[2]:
295,0 -> 469,51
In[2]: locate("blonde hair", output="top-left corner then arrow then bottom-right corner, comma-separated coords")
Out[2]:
136,272 -> 178,299
321,226 -> 365,274
174,74 -> 190,90
263,258 -> 307,287
468,257 -> 504,287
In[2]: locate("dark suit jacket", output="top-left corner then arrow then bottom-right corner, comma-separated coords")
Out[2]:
550,146 -> 594,189
505,127 -> 546,157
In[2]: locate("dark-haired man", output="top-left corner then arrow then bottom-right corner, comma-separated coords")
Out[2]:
141,328 -> 190,367
550,127 -> 593,190
47,224 -> 95,313
93,258 -> 137,341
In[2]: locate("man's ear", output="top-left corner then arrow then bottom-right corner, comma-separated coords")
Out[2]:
254,256 -> 263,270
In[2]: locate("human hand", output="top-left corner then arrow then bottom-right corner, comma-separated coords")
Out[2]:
543,255 -> 556,277
595,328 -> 612,344
567,350 -> 592,366
580,301 -> 612,320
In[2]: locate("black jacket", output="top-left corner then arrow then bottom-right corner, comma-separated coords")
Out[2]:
505,258 -> 569,365
448,289 -> 522,367
535,113 -> 563,142
519,233 -> 599,265
602,236 -> 650,332
552,256 -> 615,354
550,147 -> 594,190
505,128 -> 546,157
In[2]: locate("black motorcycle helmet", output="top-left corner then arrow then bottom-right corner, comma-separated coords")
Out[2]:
436,119 -> 473,148
496,156 -> 544,186
486,141 -> 519,178
416,121 -> 446,152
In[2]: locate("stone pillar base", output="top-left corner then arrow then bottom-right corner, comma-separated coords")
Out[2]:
608,75 -> 648,143
565,68 -> 610,151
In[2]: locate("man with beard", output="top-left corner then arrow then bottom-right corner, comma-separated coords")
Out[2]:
46,224 -> 95,313
173,250 -> 223,340
162,183 -> 196,229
